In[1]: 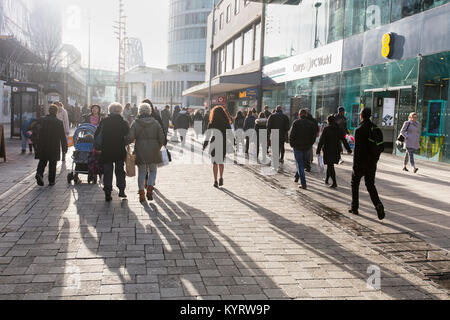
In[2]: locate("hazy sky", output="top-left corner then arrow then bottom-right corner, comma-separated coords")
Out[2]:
46,0 -> 170,70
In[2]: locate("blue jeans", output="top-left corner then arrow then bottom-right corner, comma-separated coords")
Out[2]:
294,149 -> 307,187
405,148 -> 417,168
138,164 -> 157,190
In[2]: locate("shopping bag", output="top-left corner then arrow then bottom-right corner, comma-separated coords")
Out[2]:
159,147 -> 170,168
67,136 -> 74,148
125,146 -> 136,177
318,155 -> 325,175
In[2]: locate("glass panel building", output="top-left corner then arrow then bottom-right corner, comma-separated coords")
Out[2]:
262,0 -> 450,163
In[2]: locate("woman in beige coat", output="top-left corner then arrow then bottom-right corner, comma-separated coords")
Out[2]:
126,103 -> 165,202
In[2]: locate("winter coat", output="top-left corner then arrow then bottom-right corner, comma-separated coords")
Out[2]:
400,120 -> 421,150
255,118 -> 269,145
268,111 -> 291,143
234,116 -> 245,130
161,109 -> 171,132
35,115 -> 68,161
95,114 -> 129,164
317,123 -> 351,165
175,110 -> 190,130
264,110 -> 272,119
334,114 -> 349,135
244,115 -> 256,132
353,120 -> 378,170
57,108 -> 70,137
126,116 -> 164,165
289,117 -> 317,152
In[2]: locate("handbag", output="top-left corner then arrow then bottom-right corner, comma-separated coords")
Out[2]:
125,145 -> 136,177
397,122 -> 411,143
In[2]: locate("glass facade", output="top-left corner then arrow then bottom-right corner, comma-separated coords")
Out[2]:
168,0 -> 212,71
265,0 -> 450,65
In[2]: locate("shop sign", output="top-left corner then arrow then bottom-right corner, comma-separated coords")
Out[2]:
262,40 -> 343,84
381,33 -> 394,59
239,88 -> 258,99
212,96 -> 226,104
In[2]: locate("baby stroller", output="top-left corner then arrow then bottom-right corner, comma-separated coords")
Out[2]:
67,124 -> 100,184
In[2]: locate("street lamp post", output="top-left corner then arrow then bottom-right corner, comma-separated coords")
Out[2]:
207,0 -> 216,111
314,2 -> 322,49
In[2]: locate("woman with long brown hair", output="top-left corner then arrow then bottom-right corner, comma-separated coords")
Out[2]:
203,105 -> 232,188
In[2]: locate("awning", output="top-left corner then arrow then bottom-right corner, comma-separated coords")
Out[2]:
183,71 -> 261,98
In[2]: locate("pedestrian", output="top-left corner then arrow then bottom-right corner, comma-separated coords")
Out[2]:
55,102 -> 70,162
21,118 -> 38,154
234,111 -> 245,130
255,112 -> 269,160
289,109 -> 317,190
263,106 -> 271,119
34,104 -> 68,187
73,104 -> 81,128
82,104 -> 89,116
203,105 -> 232,188
173,105 -> 181,126
131,104 -> 138,118
268,106 -> 291,163
95,102 -> 130,202
81,104 -> 105,126
316,115 -> 352,188
142,99 -> 166,144
126,103 -> 165,203
161,105 -> 171,139
67,105 -> 74,128
123,103 -> 133,126
335,106 -> 349,165
193,110 -> 204,139
349,108 -> 385,220
244,109 -> 257,155
305,110 -> 319,171
401,112 -> 421,174
175,107 -> 191,145
202,108 -> 210,134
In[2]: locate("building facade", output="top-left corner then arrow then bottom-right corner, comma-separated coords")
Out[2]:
168,0 -> 214,72
183,0 -> 264,116
126,66 -> 204,109
261,0 -> 450,164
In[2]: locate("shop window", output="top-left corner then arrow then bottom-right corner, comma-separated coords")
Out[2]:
243,28 -> 253,65
417,52 -> 450,162
344,0 -> 366,38
226,42 -> 233,73
254,23 -> 261,61
341,69 -> 362,130
234,34 -> 243,68
391,0 -> 421,21
365,0 -> 391,30
328,0 -> 345,43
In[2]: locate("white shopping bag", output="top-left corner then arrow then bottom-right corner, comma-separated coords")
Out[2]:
159,147 -> 170,168
318,155 -> 325,175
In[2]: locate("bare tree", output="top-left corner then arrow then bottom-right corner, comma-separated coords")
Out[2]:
27,1 -> 64,80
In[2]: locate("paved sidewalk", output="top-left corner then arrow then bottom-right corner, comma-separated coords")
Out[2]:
0,136 -> 448,300
0,125 -> 39,196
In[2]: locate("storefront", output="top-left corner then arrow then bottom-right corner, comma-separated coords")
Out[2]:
262,1 -> 450,163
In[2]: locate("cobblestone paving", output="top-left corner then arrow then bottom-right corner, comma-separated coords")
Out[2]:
0,138 -> 448,300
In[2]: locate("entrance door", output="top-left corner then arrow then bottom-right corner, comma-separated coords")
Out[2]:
363,89 -> 399,153
11,92 -> 38,138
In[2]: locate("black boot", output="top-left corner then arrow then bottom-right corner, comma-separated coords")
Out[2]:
119,190 -> 127,198
105,191 -> 112,202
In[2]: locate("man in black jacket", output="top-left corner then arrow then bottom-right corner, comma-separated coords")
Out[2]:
244,109 -> 257,155
335,106 -> 349,165
349,108 -> 385,220
268,106 -> 291,163
175,107 -> 191,145
289,109 -> 317,190
35,104 -> 68,187
161,105 -> 171,139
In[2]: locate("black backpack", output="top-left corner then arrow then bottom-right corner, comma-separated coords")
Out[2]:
368,123 -> 385,161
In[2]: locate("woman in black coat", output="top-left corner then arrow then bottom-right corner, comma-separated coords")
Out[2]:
316,115 -> 352,188
95,103 -> 130,201
203,106 -> 232,188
